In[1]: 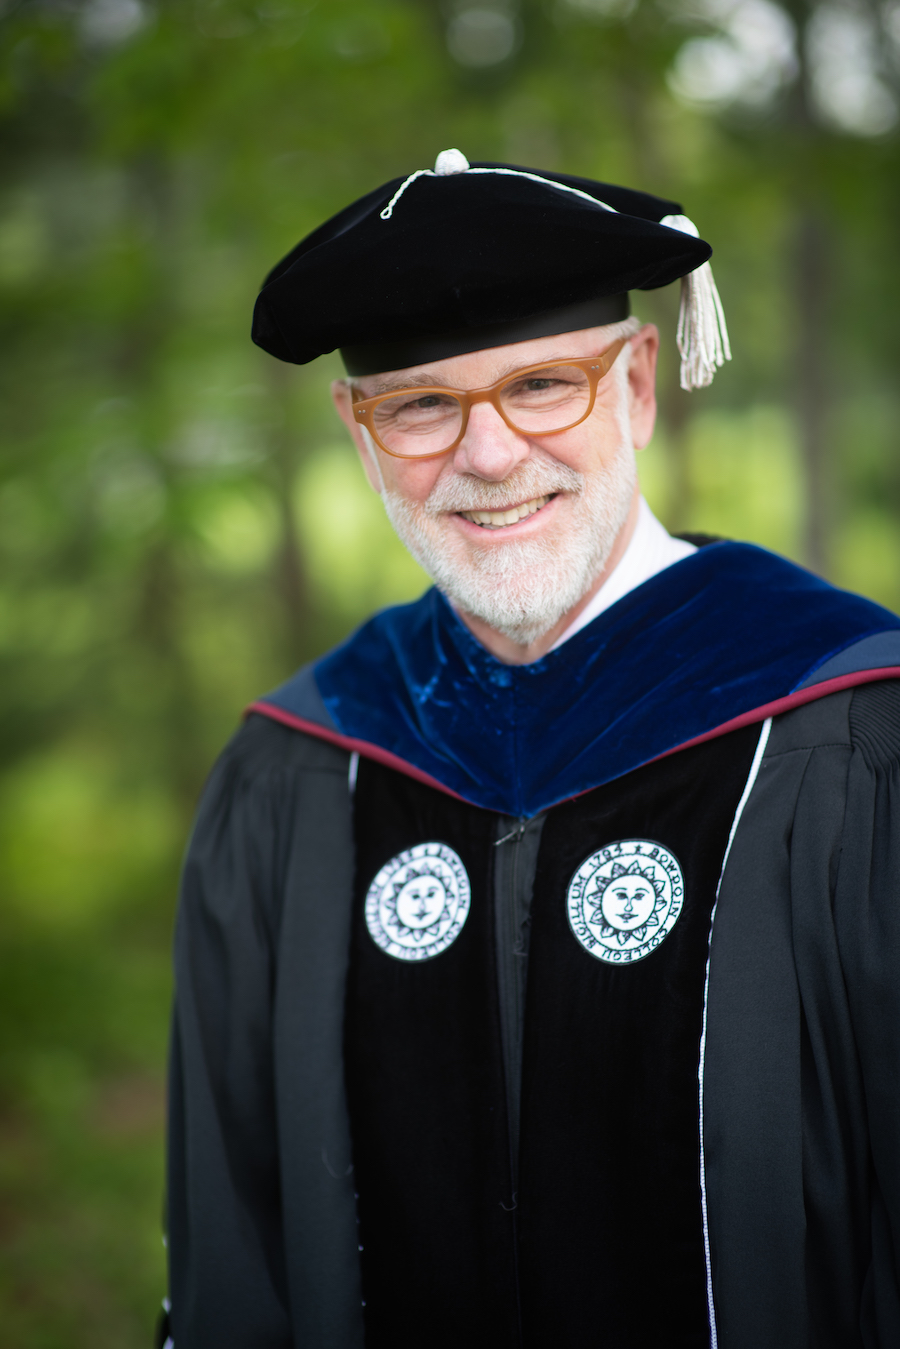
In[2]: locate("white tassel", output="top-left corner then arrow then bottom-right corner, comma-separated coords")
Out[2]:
661,214 -> 731,391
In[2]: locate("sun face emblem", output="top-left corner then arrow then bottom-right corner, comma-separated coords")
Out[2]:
365,842 -> 471,961
567,840 -> 684,965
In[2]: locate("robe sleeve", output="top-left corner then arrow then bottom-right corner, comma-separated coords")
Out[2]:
837,679 -> 900,1341
166,726 -> 296,1349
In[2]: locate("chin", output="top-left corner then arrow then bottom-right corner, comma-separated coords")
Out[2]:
434,541 -> 607,646
381,437 -> 637,647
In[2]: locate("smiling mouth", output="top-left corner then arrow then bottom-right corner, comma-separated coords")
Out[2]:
457,494 -> 553,529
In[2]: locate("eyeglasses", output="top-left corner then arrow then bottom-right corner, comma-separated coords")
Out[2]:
351,336 -> 627,460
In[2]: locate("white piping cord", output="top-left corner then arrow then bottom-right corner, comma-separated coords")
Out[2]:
466,167 -> 615,211
379,169 -> 436,219
698,716 -> 772,1349
380,153 -> 616,220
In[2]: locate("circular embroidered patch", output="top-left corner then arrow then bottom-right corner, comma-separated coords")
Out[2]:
365,842 -> 471,962
566,839 -> 684,965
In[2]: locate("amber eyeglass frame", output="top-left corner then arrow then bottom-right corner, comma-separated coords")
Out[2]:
350,336 -> 628,460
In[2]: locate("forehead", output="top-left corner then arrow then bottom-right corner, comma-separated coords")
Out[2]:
355,324 -> 617,396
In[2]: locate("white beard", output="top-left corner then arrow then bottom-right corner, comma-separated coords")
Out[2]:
380,432 -> 637,648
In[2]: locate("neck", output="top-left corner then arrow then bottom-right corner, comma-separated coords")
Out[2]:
455,486 -> 641,665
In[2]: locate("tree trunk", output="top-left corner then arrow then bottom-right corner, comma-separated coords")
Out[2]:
266,360 -> 309,670
794,207 -> 831,576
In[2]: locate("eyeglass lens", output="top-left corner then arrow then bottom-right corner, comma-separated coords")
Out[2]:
371,364 -> 593,457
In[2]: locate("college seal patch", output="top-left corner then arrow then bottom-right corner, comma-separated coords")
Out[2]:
566,839 -> 684,965
365,842 -> 471,961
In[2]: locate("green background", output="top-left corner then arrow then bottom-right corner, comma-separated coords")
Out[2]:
1,0 -> 898,1342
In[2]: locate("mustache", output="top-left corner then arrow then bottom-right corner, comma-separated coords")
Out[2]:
421,456 -> 584,517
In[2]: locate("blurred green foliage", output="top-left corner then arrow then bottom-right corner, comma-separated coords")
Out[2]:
1,0 -> 898,1342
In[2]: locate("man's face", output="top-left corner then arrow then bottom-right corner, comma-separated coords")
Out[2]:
333,323 -> 659,651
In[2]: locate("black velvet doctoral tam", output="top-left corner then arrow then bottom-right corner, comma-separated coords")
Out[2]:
251,158 -> 712,374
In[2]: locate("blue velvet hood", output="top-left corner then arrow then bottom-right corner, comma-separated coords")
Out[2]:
251,541 -> 900,818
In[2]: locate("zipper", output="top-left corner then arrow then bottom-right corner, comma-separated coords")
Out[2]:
492,811 -> 545,1344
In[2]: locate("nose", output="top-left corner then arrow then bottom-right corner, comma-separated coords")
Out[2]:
449,399 -> 532,481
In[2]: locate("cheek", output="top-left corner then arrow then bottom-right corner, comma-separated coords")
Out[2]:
540,419 -> 614,479
379,456 -> 446,504
585,400 -> 631,468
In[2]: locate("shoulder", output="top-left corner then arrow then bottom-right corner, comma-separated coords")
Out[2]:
213,711 -> 352,787
180,717 -> 353,934
764,679 -> 900,766
188,714 -> 352,850
848,679 -> 900,770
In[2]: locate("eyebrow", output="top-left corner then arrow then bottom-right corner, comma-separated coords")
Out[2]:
365,351 -> 579,396
368,372 -> 450,395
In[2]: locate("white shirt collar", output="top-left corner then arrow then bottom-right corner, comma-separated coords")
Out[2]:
550,497 -> 696,651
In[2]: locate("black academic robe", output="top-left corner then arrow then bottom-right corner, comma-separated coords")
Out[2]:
165,679 -> 900,1349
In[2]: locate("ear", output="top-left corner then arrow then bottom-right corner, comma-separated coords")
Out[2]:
626,324 -> 659,451
331,380 -> 383,494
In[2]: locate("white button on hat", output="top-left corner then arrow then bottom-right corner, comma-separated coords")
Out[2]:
434,148 -> 470,176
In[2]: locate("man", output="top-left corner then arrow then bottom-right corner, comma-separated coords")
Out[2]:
163,152 -> 900,1349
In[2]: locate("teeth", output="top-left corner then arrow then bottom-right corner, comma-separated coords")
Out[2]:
459,495 -> 550,528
